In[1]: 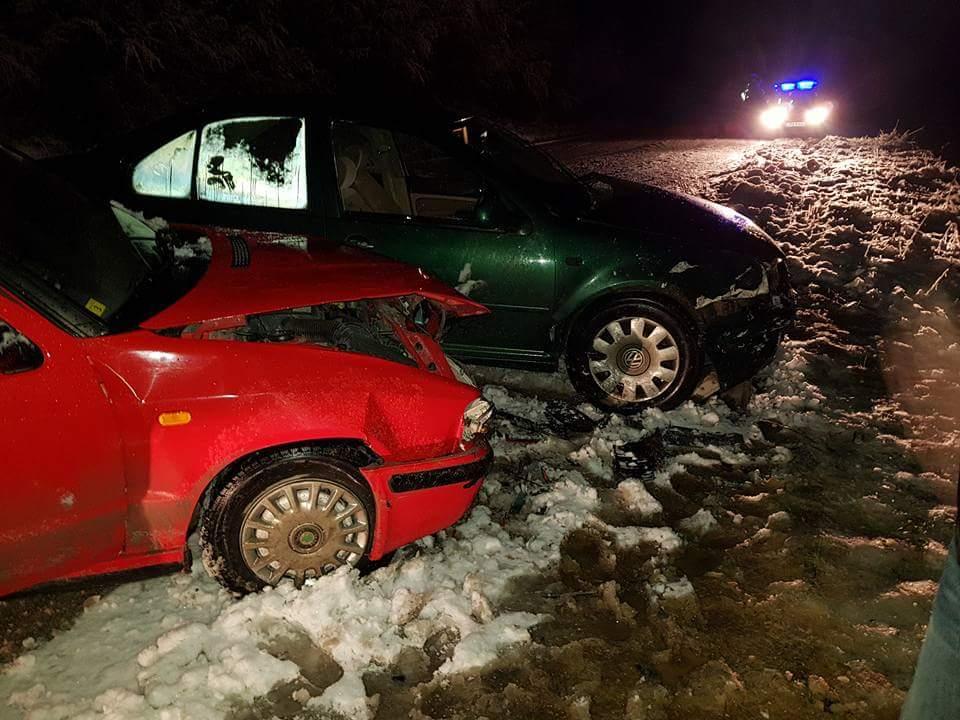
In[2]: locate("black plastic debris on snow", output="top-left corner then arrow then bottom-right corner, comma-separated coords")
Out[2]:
491,410 -> 545,444
661,426 -> 744,449
522,461 -> 555,496
614,430 -> 666,481
614,426 -> 746,482
492,401 -> 598,443
544,400 -> 598,436
508,461 -> 557,515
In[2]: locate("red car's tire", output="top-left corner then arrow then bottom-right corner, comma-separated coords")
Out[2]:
566,298 -> 702,413
199,447 -> 376,595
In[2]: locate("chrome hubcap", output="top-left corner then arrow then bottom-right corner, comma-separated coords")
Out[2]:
240,478 -> 369,586
588,316 -> 680,402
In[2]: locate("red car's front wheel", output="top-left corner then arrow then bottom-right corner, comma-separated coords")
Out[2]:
200,447 -> 375,595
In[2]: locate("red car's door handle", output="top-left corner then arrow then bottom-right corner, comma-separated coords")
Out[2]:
345,235 -> 375,250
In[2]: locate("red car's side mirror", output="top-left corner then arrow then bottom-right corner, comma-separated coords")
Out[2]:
0,320 -> 44,375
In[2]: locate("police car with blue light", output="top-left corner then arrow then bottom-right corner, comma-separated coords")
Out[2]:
740,76 -> 834,135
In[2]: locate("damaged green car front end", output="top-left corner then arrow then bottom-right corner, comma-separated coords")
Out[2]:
552,175 -> 796,400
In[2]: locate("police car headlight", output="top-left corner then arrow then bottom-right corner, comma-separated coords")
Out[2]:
804,104 -> 831,126
759,105 -> 789,130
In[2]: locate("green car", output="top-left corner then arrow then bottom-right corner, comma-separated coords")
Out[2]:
50,100 -> 794,411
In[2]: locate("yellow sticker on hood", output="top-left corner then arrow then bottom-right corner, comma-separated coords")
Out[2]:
85,298 -> 107,317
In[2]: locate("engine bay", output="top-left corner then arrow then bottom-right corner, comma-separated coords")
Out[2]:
188,297 -> 426,368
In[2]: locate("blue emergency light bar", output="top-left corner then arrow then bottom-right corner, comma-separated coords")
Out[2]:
777,79 -> 818,92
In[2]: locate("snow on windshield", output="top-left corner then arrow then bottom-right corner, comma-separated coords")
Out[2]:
197,116 -> 307,209
109,201 -> 168,237
172,236 -> 212,262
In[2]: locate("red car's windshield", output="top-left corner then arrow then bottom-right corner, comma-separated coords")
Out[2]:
0,149 -> 206,335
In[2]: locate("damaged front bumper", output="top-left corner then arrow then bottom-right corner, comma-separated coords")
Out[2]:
361,440 -> 493,560
701,284 -> 796,392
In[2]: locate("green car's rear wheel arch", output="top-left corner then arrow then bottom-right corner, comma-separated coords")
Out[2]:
200,447 -> 375,595
566,298 -> 702,412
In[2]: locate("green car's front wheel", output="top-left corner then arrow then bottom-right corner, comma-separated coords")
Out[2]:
566,299 -> 702,412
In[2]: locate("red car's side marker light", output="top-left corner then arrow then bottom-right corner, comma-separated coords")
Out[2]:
158,411 -> 192,427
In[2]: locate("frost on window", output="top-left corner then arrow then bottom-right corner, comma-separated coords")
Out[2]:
132,130 -> 197,199
0,321 -> 42,374
197,117 -> 307,209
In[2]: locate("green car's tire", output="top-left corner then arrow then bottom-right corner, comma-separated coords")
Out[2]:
566,298 -> 702,412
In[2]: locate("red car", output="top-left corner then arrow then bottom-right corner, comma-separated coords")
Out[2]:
0,148 -> 494,597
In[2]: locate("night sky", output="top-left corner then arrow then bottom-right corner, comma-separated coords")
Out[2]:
0,1 -> 958,152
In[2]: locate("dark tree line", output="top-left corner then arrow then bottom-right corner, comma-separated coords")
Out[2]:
0,0 -> 573,148
1,0 -> 958,149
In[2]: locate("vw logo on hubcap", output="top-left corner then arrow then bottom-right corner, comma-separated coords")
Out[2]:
588,316 -> 681,402
618,346 -> 650,375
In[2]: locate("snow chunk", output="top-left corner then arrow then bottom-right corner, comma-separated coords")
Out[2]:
309,673 -> 377,720
678,509 -> 719,538
616,479 -> 663,518
766,511 -> 793,531
455,262 -> 486,296
437,612 -> 540,675
173,236 -> 213,261
483,384 -> 548,423
568,414 -> 645,480
604,524 -> 684,555
648,577 -> 696,604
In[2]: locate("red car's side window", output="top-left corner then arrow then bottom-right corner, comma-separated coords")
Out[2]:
0,319 -> 43,374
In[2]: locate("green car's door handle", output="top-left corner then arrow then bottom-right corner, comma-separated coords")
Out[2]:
565,256 -> 584,266
345,235 -> 375,250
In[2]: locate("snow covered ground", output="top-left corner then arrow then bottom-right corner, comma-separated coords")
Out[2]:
2,133 -> 958,720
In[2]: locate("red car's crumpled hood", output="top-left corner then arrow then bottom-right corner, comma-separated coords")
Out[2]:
141,230 -> 488,330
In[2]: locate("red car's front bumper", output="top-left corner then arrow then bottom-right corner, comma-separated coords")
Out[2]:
362,441 -> 492,560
